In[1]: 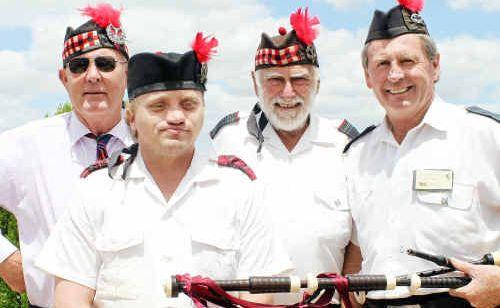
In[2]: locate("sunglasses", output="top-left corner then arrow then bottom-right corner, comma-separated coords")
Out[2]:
67,56 -> 127,74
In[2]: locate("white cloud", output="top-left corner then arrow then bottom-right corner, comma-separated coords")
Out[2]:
324,0 -> 374,10
446,0 -> 500,11
437,35 -> 500,103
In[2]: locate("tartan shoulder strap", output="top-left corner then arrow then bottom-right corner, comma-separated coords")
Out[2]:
337,119 -> 360,139
216,155 -> 256,181
210,112 -> 240,139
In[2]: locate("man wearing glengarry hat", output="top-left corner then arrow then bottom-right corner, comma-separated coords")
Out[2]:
211,7 -> 360,305
343,0 -> 500,307
36,32 -> 291,307
0,4 -> 132,307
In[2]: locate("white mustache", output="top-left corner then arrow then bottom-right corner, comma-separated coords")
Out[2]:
272,97 -> 305,107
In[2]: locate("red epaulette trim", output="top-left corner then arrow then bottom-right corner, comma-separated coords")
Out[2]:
217,155 -> 256,181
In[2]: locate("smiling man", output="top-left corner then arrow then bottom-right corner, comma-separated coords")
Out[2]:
211,8 -> 359,305
0,4 -> 132,307
343,1 -> 500,307
36,33 -> 290,308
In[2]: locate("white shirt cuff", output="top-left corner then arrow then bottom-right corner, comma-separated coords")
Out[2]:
0,235 -> 18,263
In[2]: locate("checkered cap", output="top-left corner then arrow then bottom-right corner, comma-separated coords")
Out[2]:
62,19 -> 128,65
254,30 -> 318,71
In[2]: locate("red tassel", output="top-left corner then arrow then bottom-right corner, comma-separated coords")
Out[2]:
289,7 -> 320,46
398,0 -> 424,12
191,32 -> 218,63
80,3 -> 122,28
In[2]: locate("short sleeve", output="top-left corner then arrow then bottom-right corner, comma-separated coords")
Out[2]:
35,189 -> 100,289
0,130 -> 22,212
236,183 -> 293,278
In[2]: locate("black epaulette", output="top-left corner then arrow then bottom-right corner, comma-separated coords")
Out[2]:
108,143 -> 139,180
342,125 -> 377,154
216,155 -> 256,181
337,119 -> 360,139
210,112 -> 240,139
466,106 -> 500,123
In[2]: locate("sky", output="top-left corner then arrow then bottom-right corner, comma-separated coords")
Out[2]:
0,0 -> 499,143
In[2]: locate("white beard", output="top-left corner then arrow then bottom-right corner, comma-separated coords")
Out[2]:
259,95 -> 314,132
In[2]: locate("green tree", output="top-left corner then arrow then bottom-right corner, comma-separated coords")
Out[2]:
0,102 -> 72,307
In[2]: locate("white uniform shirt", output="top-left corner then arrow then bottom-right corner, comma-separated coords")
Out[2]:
212,113 -> 352,304
0,112 -> 132,307
345,96 -> 500,299
36,149 -> 291,308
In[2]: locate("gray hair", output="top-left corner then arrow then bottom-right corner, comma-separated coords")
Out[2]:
361,34 -> 439,69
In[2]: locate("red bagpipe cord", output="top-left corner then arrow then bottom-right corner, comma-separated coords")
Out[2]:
176,273 -> 352,308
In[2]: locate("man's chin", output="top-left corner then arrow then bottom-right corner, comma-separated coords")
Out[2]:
270,116 -> 308,132
156,140 -> 193,157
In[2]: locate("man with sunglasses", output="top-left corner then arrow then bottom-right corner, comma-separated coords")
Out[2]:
0,4 -> 132,307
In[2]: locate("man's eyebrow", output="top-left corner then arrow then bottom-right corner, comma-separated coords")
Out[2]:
262,72 -> 284,79
290,72 -> 310,78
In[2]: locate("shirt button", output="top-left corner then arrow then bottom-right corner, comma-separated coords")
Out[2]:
161,255 -> 173,263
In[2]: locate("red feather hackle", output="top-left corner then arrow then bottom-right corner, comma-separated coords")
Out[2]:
398,0 -> 424,12
80,3 -> 122,28
191,32 -> 218,63
289,7 -> 320,46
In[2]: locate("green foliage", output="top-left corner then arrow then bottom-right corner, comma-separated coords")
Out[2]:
0,102 -> 72,307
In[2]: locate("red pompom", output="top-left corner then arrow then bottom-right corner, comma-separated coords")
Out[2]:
191,32 -> 218,63
80,3 -> 122,28
278,27 -> 287,36
290,7 -> 320,45
398,0 -> 424,12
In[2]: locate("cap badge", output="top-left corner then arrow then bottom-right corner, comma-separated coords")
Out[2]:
106,24 -> 126,45
410,13 -> 425,25
200,63 -> 208,84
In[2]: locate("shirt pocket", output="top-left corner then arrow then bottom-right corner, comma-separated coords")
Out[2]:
314,188 -> 350,211
313,188 -> 352,254
415,182 -> 485,254
190,230 -> 238,280
94,232 -> 144,300
415,182 -> 474,210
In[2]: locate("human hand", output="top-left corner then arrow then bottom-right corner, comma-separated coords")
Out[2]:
449,258 -> 500,308
0,250 -> 26,293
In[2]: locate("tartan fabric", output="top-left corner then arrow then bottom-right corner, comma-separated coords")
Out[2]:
255,44 -> 302,67
337,119 -> 360,140
209,112 -> 240,139
80,133 -> 113,178
62,30 -> 101,61
217,155 -> 256,181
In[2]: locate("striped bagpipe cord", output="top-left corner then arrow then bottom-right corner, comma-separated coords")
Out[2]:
176,273 -> 352,308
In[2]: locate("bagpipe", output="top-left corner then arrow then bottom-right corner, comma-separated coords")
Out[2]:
164,249 -> 500,308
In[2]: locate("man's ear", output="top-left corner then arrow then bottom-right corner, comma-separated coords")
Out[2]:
125,106 -> 137,137
315,79 -> 320,94
432,53 -> 441,83
251,71 -> 259,97
364,68 -> 373,89
59,68 -> 68,88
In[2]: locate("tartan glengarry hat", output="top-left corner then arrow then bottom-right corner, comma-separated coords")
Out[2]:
365,0 -> 429,44
127,32 -> 218,100
62,3 -> 128,65
255,7 -> 320,71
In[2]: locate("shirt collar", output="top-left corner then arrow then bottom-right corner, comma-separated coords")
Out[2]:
126,146 -> 218,184
309,115 -> 338,145
68,110 -> 133,148
373,95 -> 451,146
420,95 -> 454,132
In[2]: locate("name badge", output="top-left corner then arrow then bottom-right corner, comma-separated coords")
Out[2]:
413,169 -> 453,191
